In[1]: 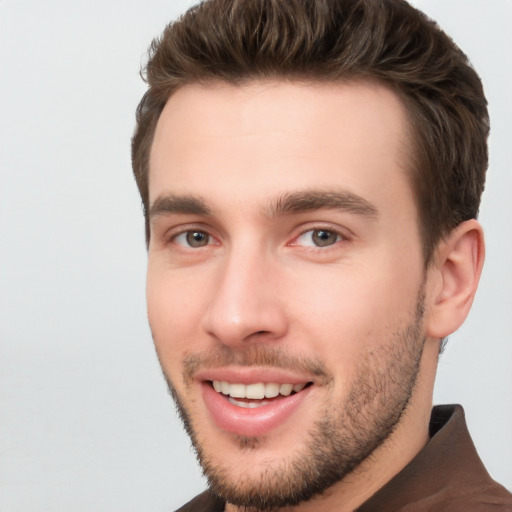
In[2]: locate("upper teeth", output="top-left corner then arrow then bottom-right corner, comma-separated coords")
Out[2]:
212,381 -> 306,399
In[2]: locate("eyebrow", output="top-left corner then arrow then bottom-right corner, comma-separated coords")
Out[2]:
149,194 -> 211,219
148,188 -> 379,221
265,189 -> 379,219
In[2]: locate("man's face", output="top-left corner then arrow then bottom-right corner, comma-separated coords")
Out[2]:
147,81 -> 429,508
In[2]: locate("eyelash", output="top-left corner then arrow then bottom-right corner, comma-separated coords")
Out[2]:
290,226 -> 348,250
166,224 -> 348,251
172,229 -> 216,248
166,224 -> 219,249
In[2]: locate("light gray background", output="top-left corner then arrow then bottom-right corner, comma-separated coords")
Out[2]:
1,1 -> 510,511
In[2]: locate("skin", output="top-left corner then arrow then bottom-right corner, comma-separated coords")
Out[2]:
146,80 -> 484,511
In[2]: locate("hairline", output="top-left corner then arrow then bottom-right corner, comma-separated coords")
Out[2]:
144,75 -> 429,258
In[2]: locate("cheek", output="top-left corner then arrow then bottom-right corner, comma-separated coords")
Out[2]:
288,258 -> 422,368
146,268 -> 204,377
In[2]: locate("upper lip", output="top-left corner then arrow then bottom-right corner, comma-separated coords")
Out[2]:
194,366 -> 315,386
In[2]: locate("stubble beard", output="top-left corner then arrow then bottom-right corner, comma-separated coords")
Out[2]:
163,293 -> 426,511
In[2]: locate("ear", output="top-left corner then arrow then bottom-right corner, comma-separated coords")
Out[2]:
425,219 -> 485,339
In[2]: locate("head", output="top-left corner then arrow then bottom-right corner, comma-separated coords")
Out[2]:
133,1 -> 488,509
132,0 -> 489,265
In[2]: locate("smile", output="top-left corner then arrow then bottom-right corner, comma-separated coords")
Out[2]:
201,377 -> 314,436
212,380 -> 308,408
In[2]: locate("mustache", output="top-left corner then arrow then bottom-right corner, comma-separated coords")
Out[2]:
182,345 -> 332,385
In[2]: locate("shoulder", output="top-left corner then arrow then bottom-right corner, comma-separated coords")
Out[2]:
358,405 -> 512,512
408,481 -> 512,512
175,489 -> 225,512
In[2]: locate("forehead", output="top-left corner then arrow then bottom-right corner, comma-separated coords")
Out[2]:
149,80 -> 415,217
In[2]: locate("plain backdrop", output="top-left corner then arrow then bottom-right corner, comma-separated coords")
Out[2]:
1,1 -> 511,511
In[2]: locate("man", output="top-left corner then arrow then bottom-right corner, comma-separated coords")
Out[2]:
131,0 -> 512,510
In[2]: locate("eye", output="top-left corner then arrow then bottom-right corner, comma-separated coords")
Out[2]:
174,230 -> 212,248
294,229 -> 342,248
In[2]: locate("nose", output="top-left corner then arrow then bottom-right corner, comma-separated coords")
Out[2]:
201,244 -> 288,348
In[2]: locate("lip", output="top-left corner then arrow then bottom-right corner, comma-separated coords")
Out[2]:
195,366 -> 314,385
198,367 -> 315,437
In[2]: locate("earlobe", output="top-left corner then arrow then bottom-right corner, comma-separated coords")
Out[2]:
425,220 -> 485,339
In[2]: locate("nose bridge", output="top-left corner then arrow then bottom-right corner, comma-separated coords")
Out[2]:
202,236 -> 287,346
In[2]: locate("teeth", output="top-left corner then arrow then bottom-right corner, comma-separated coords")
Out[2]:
246,383 -> 265,399
229,383 -> 245,398
265,383 -> 280,398
229,397 -> 270,408
279,383 -> 293,396
212,381 -> 308,399
293,383 -> 306,393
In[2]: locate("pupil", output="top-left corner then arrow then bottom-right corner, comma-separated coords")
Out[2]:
187,231 -> 208,247
313,230 -> 336,247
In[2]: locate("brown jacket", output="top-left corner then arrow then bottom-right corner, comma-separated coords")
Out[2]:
176,405 -> 512,511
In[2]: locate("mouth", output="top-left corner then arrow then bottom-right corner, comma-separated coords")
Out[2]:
199,373 -> 315,437
210,380 -> 311,408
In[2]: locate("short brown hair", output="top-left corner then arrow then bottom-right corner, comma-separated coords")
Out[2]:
132,0 -> 489,263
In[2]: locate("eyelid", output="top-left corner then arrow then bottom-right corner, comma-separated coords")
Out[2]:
295,229 -> 341,248
289,223 -> 352,247
164,223 -> 220,247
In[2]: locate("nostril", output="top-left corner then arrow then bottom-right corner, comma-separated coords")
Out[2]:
241,330 -> 273,343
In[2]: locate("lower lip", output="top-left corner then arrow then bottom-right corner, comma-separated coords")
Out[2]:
202,383 -> 312,437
